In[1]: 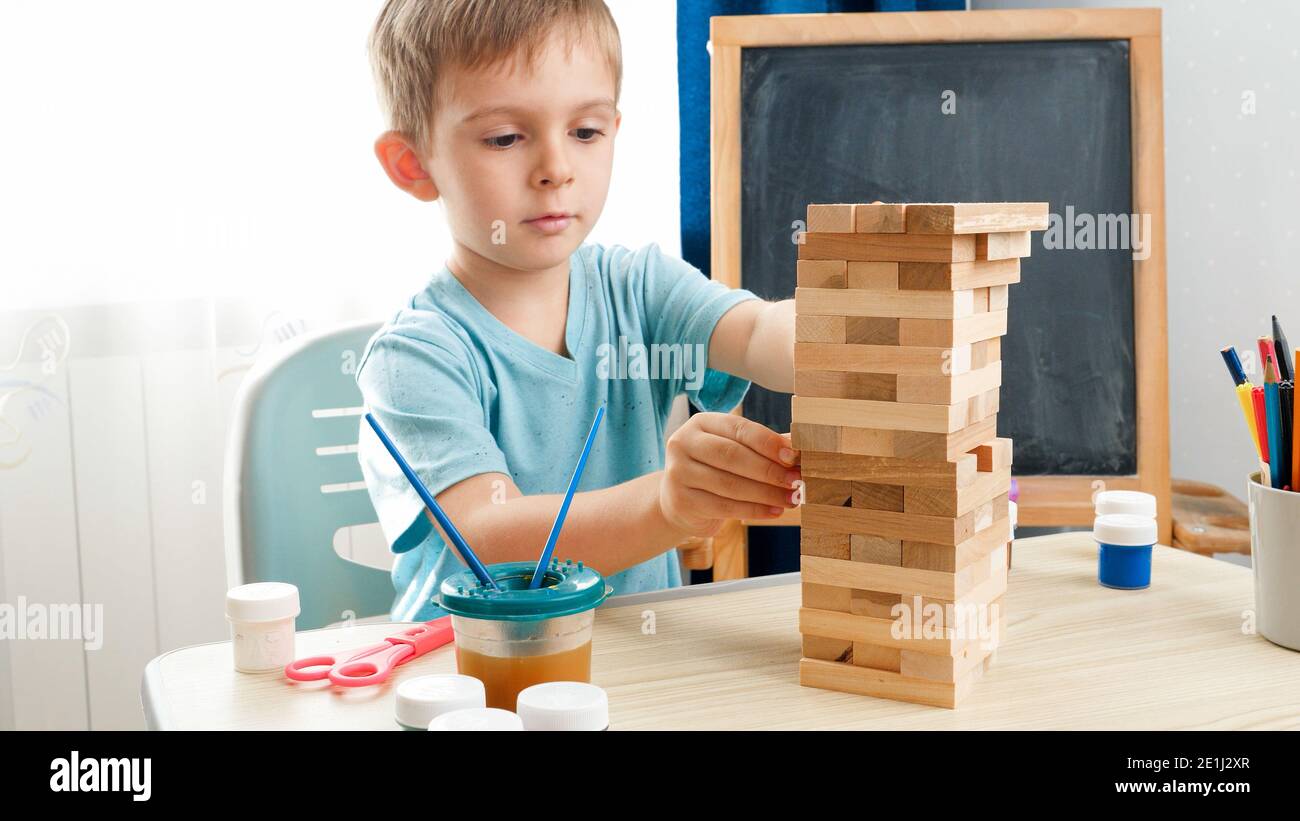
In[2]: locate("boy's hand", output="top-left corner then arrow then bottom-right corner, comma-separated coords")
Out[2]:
659,412 -> 801,538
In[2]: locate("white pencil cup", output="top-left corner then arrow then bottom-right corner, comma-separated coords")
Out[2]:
1247,472 -> 1300,652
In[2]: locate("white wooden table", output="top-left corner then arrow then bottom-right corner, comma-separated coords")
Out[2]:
141,533 -> 1300,729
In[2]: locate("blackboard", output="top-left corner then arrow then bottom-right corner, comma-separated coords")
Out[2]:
738,40 -> 1137,475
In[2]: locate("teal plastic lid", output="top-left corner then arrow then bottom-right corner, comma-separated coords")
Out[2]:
436,560 -> 610,622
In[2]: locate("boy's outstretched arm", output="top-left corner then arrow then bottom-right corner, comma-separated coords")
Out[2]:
425,411 -> 799,579
707,299 -> 796,394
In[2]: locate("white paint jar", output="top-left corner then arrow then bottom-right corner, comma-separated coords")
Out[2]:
225,582 -> 300,672
427,708 -> 523,731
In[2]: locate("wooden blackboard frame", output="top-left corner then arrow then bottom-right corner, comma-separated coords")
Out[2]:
707,8 -> 1170,578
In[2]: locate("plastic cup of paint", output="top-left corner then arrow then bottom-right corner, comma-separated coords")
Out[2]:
394,674 -> 486,730
225,582 -> 300,672
1094,514 -> 1157,590
516,681 -> 609,731
1094,490 -> 1157,519
436,560 -> 610,711
427,707 -> 523,731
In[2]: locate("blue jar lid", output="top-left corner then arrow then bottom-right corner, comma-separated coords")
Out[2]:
436,560 -> 610,622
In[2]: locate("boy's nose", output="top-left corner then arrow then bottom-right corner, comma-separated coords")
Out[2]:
531,142 -> 574,189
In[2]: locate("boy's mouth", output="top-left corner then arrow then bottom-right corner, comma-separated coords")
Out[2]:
523,212 -> 575,235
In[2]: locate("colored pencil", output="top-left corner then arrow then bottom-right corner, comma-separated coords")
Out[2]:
1273,316 -> 1293,382
1265,356 -> 1283,488
1222,346 -> 1262,458
1253,385 -> 1270,464
1293,349 -> 1300,490
1258,336 -> 1276,375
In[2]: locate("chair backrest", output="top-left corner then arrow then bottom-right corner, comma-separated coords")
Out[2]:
223,319 -> 396,629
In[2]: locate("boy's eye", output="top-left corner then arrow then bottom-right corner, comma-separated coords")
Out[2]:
483,134 -> 520,149
573,127 -> 604,142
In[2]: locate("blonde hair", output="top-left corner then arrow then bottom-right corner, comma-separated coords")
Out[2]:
368,0 -> 622,154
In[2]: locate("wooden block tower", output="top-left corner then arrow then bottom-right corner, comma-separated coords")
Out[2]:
793,202 -> 1049,708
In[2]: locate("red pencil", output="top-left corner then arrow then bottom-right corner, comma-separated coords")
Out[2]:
1258,336 -> 1276,375
1253,385 -> 1270,463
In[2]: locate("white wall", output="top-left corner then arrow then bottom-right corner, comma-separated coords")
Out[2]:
0,0 -> 681,730
975,1 -> 1300,499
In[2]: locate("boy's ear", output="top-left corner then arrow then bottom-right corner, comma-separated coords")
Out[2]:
374,131 -> 439,201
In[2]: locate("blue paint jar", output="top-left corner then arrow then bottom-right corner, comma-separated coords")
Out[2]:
1093,514 -> 1158,590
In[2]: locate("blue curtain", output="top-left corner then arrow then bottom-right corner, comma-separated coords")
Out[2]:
675,0 -> 965,276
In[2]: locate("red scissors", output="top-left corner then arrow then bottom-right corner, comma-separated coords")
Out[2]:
284,617 -> 454,688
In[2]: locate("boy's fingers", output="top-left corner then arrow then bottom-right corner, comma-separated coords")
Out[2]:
694,413 -> 799,467
680,487 -> 784,521
694,432 -> 800,489
680,461 -> 798,509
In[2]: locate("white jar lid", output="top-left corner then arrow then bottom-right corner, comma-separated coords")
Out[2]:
395,675 -> 486,729
1093,513 -> 1157,547
1094,490 -> 1157,518
516,681 -> 609,731
225,582 -> 300,623
428,707 -> 523,731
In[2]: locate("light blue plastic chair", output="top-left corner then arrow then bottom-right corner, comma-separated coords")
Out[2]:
223,319 -> 397,630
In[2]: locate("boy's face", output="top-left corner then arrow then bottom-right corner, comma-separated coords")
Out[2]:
414,32 -> 620,273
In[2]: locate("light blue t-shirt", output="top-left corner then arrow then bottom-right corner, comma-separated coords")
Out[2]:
356,242 -> 759,622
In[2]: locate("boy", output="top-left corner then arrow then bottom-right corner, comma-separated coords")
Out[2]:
360,0 -> 797,621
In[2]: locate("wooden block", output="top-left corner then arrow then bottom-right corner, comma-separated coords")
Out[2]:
904,202 -> 1050,234
845,261 -> 899,290
966,387 -> 1000,423
799,606 -> 982,656
972,287 -> 990,313
989,284 -> 1010,311
790,422 -> 840,452
902,516 -> 1011,575
853,203 -> 907,233
799,657 -> 976,708
802,552 -> 958,598
894,360 -> 1002,405
852,642 -> 901,672
802,476 -> 852,507
898,311 -> 1006,347
801,499 -> 997,550
971,437 -> 1014,472
899,629 -> 999,683
802,635 -> 852,663
798,232 -> 977,263
796,287 -> 975,320
791,395 -> 969,434
917,550 -> 1010,626
851,533 -> 902,564
807,203 -> 856,233
796,259 -> 846,289
800,450 -> 979,489
970,337 -> 1001,369
897,258 -> 1020,291
800,529 -> 851,560
832,415 -> 998,461
795,315 -> 846,343
975,231 -> 1032,260
903,466 -> 1011,517
901,540 -> 956,573
794,370 -> 897,401
795,341 -> 970,375
850,589 -> 901,619
802,581 -> 851,613
851,482 -> 905,512
844,316 -> 900,345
